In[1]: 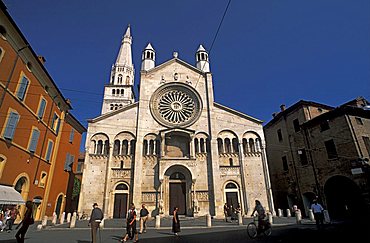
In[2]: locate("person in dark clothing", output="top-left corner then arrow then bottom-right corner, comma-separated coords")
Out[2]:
88,203 -> 103,243
172,207 -> 180,236
121,203 -> 138,242
139,204 -> 149,234
15,200 -> 33,243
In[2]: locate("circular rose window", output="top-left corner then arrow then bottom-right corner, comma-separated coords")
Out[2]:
150,83 -> 202,127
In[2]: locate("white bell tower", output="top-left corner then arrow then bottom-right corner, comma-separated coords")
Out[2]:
101,25 -> 135,114
141,43 -> 155,71
196,44 -> 210,72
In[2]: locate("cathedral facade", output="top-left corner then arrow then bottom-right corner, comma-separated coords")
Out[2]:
78,26 -> 274,218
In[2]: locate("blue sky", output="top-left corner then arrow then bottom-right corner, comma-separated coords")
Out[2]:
3,0 -> 370,150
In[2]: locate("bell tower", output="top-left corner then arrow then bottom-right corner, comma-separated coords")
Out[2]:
101,25 -> 135,114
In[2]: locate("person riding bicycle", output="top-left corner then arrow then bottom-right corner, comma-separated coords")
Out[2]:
251,200 -> 267,234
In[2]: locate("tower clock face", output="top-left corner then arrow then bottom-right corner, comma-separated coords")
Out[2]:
150,83 -> 202,128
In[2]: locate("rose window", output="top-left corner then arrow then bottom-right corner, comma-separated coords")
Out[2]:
150,83 -> 202,127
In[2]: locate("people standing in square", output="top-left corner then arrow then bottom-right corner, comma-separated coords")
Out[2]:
139,204 -> 149,234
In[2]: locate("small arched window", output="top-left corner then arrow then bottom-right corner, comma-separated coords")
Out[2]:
232,138 -> 239,153
113,140 -> 120,156
225,138 -> 231,153
112,89 -> 115,95
96,140 -> 103,154
170,172 -> 185,180
226,183 -> 237,189
122,140 -> 128,155
229,158 -> 233,166
143,140 -> 148,155
200,138 -> 205,153
217,138 -> 224,154
116,89 -> 120,95
110,104 -> 114,110
118,75 -> 123,84
249,138 -> 255,153
149,140 -> 155,155
121,89 -> 124,95
115,183 -> 128,190
242,138 -> 248,153
194,138 -> 199,153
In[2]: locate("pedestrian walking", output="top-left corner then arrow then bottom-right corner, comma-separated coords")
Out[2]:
172,207 -> 180,236
223,203 -> 229,222
311,199 -> 324,229
121,203 -> 138,242
15,200 -> 34,243
139,204 -> 149,234
88,203 -> 103,243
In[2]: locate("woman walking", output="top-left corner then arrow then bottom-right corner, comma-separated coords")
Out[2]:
121,203 -> 138,242
15,201 -> 34,243
172,207 -> 180,236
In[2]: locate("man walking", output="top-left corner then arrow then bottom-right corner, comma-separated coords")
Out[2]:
139,204 -> 149,234
311,199 -> 324,229
89,203 -> 103,243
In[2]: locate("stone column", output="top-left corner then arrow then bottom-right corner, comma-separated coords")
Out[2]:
69,212 -> 77,228
189,136 -> 194,158
52,212 -> 57,225
267,212 -> 273,224
153,140 -> 156,155
295,209 -> 302,224
286,209 -> 291,217
206,214 -> 212,227
42,216 -> 48,228
66,212 -> 71,223
155,215 -> 160,228
59,212 -> 65,224
277,209 -> 282,217
308,209 -> 315,221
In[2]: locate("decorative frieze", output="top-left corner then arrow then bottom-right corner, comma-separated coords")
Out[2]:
219,166 -> 240,176
196,191 -> 209,202
142,192 -> 157,202
111,168 -> 131,178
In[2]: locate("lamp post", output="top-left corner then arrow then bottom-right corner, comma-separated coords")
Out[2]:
0,44 -> 29,109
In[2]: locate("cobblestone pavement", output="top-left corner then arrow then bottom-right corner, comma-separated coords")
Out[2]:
0,216 -> 368,243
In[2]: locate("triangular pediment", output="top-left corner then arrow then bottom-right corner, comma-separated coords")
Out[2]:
88,102 -> 138,123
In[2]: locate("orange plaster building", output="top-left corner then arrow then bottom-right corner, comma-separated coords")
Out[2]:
0,1 -> 86,221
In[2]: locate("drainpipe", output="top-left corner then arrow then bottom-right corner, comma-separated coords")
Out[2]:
0,45 -> 29,109
237,140 -> 248,215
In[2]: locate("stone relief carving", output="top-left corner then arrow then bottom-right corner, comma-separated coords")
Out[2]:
142,192 -> 156,202
196,191 -> 209,202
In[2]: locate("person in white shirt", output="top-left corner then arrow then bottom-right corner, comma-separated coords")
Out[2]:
311,199 -> 324,229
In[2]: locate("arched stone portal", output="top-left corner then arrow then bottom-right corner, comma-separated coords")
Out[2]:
324,176 -> 366,221
163,165 -> 193,216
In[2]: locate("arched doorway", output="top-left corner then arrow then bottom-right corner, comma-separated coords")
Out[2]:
33,196 -> 43,220
164,165 -> 193,216
14,175 -> 30,222
324,176 -> 366,222
224,182 -> 240,213
169,172 -> 186,215
55,194 -> 64,218
113,183 -> 129,218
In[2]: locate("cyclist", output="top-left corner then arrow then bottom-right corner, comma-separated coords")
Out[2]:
251,200 -> 267,234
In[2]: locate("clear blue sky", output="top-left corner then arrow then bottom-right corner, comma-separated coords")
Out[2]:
3,0 -> 370,150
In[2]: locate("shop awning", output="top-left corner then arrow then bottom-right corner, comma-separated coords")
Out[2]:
0,185 -> 25,205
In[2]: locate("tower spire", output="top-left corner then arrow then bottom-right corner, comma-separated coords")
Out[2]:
101,25 -> 135,115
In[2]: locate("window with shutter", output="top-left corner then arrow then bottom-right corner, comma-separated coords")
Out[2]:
16,76 -> 29,101
69,128 -> 75,143
28,129 -> 40,152
3,111 -> 20,140
45,140 -> 53,162
37,98 -> 46,119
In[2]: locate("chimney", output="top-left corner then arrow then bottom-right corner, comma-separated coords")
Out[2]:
280,104 -> 286,111
38,56 -> 46,64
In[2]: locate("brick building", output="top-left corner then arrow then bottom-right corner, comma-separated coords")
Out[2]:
0,2 -> 85,221
264,97 -> 370,221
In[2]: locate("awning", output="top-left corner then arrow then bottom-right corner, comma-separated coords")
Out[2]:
0,185 -> 25,205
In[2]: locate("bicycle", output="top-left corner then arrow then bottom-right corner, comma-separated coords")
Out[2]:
247,216 -> 272,239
